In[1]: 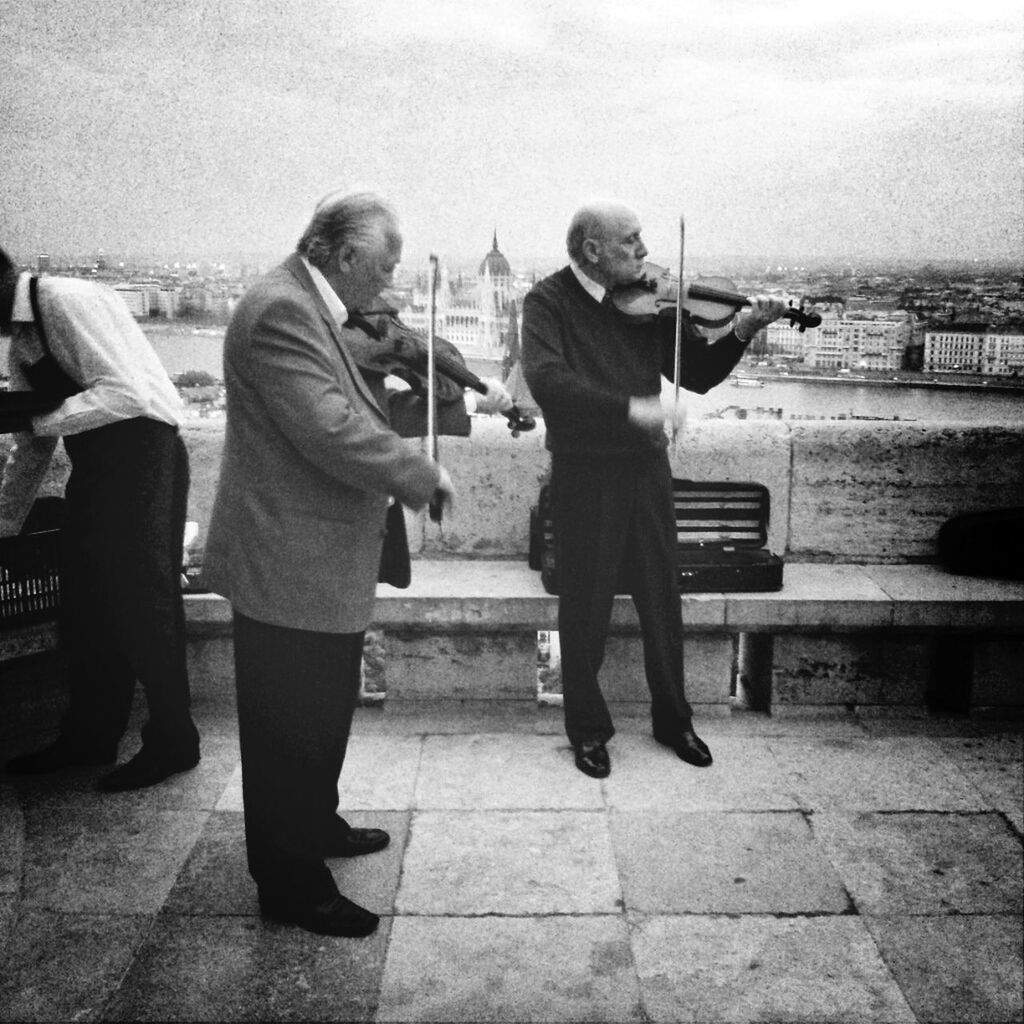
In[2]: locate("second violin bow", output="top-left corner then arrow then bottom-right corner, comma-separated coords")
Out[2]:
672,213 -> 685,442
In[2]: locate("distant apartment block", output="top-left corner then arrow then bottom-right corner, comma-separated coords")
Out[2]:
984,327 -> 1024,376
113,282 -> 181,319
766,306 -> 917,370
924,323 -> 1024,375
113,284 -> 151,317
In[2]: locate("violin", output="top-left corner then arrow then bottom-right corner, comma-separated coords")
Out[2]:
612,262 -> 822,333
345,308 -> 536,437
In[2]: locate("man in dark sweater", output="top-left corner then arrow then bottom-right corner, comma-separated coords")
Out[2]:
522,201 -> 787,778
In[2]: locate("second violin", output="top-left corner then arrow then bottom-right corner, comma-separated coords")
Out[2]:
346,309 -> 536,437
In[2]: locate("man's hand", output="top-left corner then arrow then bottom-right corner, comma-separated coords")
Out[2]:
628,394 -> 686,433
432,465 -> 456,517
734,295 -> 792,341
470,378 -> 514,416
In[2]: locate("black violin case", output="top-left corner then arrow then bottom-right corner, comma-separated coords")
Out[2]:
529,479 -> 784,594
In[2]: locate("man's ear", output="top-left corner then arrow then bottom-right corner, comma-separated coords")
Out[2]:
336,245 -> 357,274
580,238 -> 601,266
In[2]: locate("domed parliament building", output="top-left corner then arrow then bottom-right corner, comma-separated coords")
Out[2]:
397,232 -> 523,378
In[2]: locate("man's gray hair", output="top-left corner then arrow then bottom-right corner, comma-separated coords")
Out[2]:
297,191 -> 398,270
566,207 -> 605,263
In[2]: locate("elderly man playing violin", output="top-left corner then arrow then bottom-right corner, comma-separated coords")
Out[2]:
522,200 -> 788,779
204,191 -> 510,939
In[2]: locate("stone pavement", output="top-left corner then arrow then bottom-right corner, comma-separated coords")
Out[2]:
1,697 -> 1021,1023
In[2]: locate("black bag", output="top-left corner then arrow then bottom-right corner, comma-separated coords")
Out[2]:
937,508 -> 1024,580
378,500 -> 411,588
530,478 -> 784,594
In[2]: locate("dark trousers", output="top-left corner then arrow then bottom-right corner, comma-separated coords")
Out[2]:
59,418 -> 198,757
551,448 -> 693,746
233,612 -> 365,905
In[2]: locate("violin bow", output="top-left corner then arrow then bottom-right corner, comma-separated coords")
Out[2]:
672,213 -> 685,442
427,254 -> 443,523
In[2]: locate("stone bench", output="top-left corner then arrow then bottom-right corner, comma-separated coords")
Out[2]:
183,560 -> 1024,717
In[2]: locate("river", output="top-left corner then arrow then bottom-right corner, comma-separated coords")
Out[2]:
145,327 -> 1024,424
6,326 -> 1020,425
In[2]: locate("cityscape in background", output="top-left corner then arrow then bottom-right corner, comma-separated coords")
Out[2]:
6,238 -> 1024,422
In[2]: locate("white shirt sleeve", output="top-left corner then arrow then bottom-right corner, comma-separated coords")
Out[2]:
28,279 -> 182,437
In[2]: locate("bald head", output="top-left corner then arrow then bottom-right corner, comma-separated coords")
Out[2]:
566,201 -> 648,289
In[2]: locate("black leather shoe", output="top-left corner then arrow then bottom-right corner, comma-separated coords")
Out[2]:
573,741 -> 610,779
5,739 -> 117,776
654,727 -> 713,768
325,827 -> 390,858
259,892 -> 380,938
96,747 -> 200,792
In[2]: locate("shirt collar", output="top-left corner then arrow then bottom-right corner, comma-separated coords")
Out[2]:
10,272 -> 33,323
570,261 -> 607,305
301,256 -> 348,329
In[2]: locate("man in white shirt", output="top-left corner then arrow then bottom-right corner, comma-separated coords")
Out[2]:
0,247 -> 201,791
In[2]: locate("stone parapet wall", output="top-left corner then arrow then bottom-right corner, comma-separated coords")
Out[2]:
3,417 -> 1022,565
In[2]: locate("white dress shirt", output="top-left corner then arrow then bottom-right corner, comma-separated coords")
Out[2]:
570,261 -> 608,304
0,272 -> 184,534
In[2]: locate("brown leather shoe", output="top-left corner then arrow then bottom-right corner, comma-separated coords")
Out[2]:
325,827 -> 390,858
573,741 -> 610,779
259,892 -> 379,938
654,727 -> 713,768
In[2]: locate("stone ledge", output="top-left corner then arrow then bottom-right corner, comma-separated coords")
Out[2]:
183,561 -> 1024,636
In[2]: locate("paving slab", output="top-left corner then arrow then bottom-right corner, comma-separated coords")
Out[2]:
353,699 -> 543,735
216,734 -> 425,813
19,805 -> 209,914
0,910 -> 151,1024
767,735 -> 987,810
0,785 -> 23,898
603,734 -> 801,812
811,810 -> 1024,915
864,914 -> 1024,1024
10,738 -> 239,814
376,915 -> 644,1023
102,913 -> 391,1022
163,809 -> 410,918
396,810 -> 621,915
936,733 -> 1024,832
334,733 -> 425,811
413,733 -> 605,810
630,913 -> 916,1023
611,810 -> 852,914
162,810 -> 253,916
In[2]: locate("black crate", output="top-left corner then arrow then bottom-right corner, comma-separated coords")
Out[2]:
0,529 -> 63,628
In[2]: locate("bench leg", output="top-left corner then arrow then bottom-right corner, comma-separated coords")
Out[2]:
735,633 -> 772,713
926,635 -> 973,715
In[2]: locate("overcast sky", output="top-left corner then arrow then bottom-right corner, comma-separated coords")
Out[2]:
2,0 -> 1022,268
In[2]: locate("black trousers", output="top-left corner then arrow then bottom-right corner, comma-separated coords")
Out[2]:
59,418 -> 198,757
233,612 -> 365,905
551,448 -> 693,746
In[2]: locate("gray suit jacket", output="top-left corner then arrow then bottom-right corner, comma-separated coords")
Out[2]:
203,253 -> 440,632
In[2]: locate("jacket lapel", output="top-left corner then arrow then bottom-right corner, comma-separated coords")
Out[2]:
282,253 -> 386,418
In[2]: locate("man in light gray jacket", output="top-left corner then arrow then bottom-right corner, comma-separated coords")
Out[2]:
204,191 -> 453,938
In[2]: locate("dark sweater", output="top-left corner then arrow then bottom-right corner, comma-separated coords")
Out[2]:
522,265 -> 749,457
